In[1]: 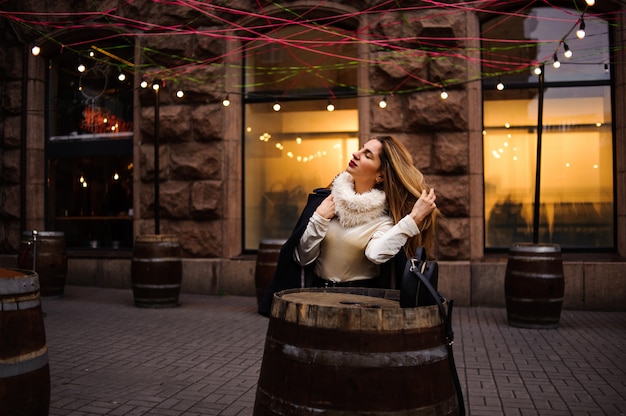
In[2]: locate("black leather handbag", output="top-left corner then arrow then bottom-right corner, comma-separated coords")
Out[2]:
400,246 -> 438,307
400,246 -> 466,416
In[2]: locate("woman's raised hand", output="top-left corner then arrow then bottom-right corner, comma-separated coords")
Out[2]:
410,188 -> 437,225
315,195 -> 336,219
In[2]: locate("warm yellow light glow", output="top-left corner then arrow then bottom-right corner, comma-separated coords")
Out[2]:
31,45 -> 41,56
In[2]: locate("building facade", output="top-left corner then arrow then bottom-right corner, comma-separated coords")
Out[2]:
1,0 -> 624,310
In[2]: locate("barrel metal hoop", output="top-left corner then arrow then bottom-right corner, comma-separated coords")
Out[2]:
0,275 -> 40,295
132,283 -> 180,289
0,346 -> 48,378
132,257 -> 181,263
1,297 -> 41,311
273,340 -> 448,368
508,270 -> 563,279
508,296 -> 564,303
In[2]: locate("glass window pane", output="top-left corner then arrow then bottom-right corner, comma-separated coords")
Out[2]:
484,86 -> 613,249
244,98 -> 358,249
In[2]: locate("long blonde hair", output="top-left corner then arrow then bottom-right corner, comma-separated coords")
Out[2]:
375,135 -> 439,257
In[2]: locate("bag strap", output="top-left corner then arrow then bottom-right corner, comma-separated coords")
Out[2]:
409,263 -> 466,416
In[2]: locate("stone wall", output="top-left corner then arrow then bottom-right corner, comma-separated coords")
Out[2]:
0,21 -> 25,252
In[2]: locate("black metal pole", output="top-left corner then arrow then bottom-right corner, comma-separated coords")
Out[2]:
532,66 -> 544,244
154,83 -> 160,235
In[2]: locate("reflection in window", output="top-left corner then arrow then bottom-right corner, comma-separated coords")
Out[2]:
482,7 -> 614,249
243,25 -> 359,250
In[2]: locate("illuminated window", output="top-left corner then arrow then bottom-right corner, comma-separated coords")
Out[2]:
482,7 -> 614,249
243,26 -> 359,249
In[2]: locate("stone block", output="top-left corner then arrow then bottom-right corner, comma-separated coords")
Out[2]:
181,258 -> 219,295
584,262 -> 626,311
220,258 -> 256,297
471,261 -> 507,307
563,262 -> 584,310
439,261 -> 471,306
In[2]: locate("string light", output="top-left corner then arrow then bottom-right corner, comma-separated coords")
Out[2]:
496,79 -> 505,91
176,89 -> 184,98
604,63 -> 609,74
272,101 -> 281,111
140,80 -> 148,88
118,70 -> 126,81
440,86 -> 448,100
378,96 -> 387,109
152,81 -> 160,91
576,18 -> 586,39
77,62 -> 86,73
326,100 -> 335,111
534,66 -> 542,75
222,95 -> 231,107
31,45 -> 41,56
563,42 -> 573,59
552,54 -> 560,69
7,4 -> 615,106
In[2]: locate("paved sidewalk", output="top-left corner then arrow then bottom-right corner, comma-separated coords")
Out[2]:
41,286 -> 626,416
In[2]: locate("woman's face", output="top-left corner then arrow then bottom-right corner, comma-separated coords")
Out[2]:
346,139 -> 383,186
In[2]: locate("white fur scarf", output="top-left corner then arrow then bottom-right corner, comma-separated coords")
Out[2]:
331,171 -> 388,228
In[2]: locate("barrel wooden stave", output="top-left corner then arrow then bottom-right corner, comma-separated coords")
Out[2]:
0,268 -> 50,416
131,234 -> 182,308
505,243 -> 565,329
254,288 -> 459,415
254,239 -> 286,306
18,231 -> 67,297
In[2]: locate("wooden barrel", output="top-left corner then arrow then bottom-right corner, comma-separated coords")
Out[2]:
0,268 -> 51,416
254,239 -> 286,307
505,243 -> 564,329
131,234 -> 182,308
18,231 -> 67,297
253,287 -> 460,415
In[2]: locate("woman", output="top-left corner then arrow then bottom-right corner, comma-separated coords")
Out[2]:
258,135 -> 439,316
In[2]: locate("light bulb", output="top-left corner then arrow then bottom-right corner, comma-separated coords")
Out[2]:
176,90 -> 184,98
222,96 -> 231,107
496,80 -> 504,91
378,97 -> 387,109
31,45 -> 41,56
152,82 -> 160,91
118,72 -> 126,81
585,0 -> 595,5
77,63 -> 86,73
140,80 -> 148,88
563,43 -> 573,58
273,102 -> 281,112
534,66 -> 542,75
552,54 -> 560,69
576,19 -> 586,39
327,101 -> 335,111
440,88 -> 448,100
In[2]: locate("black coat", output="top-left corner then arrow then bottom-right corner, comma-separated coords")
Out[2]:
257,187 -> 408,317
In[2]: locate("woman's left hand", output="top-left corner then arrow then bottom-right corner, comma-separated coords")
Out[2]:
410,188 -> 437,225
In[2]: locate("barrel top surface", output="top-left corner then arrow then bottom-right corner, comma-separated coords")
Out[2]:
0,268 -> 28,278
509,243 -> 561,253
273,288 -> 443,330
281,292 -> 399,309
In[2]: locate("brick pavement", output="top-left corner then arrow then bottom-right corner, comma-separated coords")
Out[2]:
41,286 -> 626,416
